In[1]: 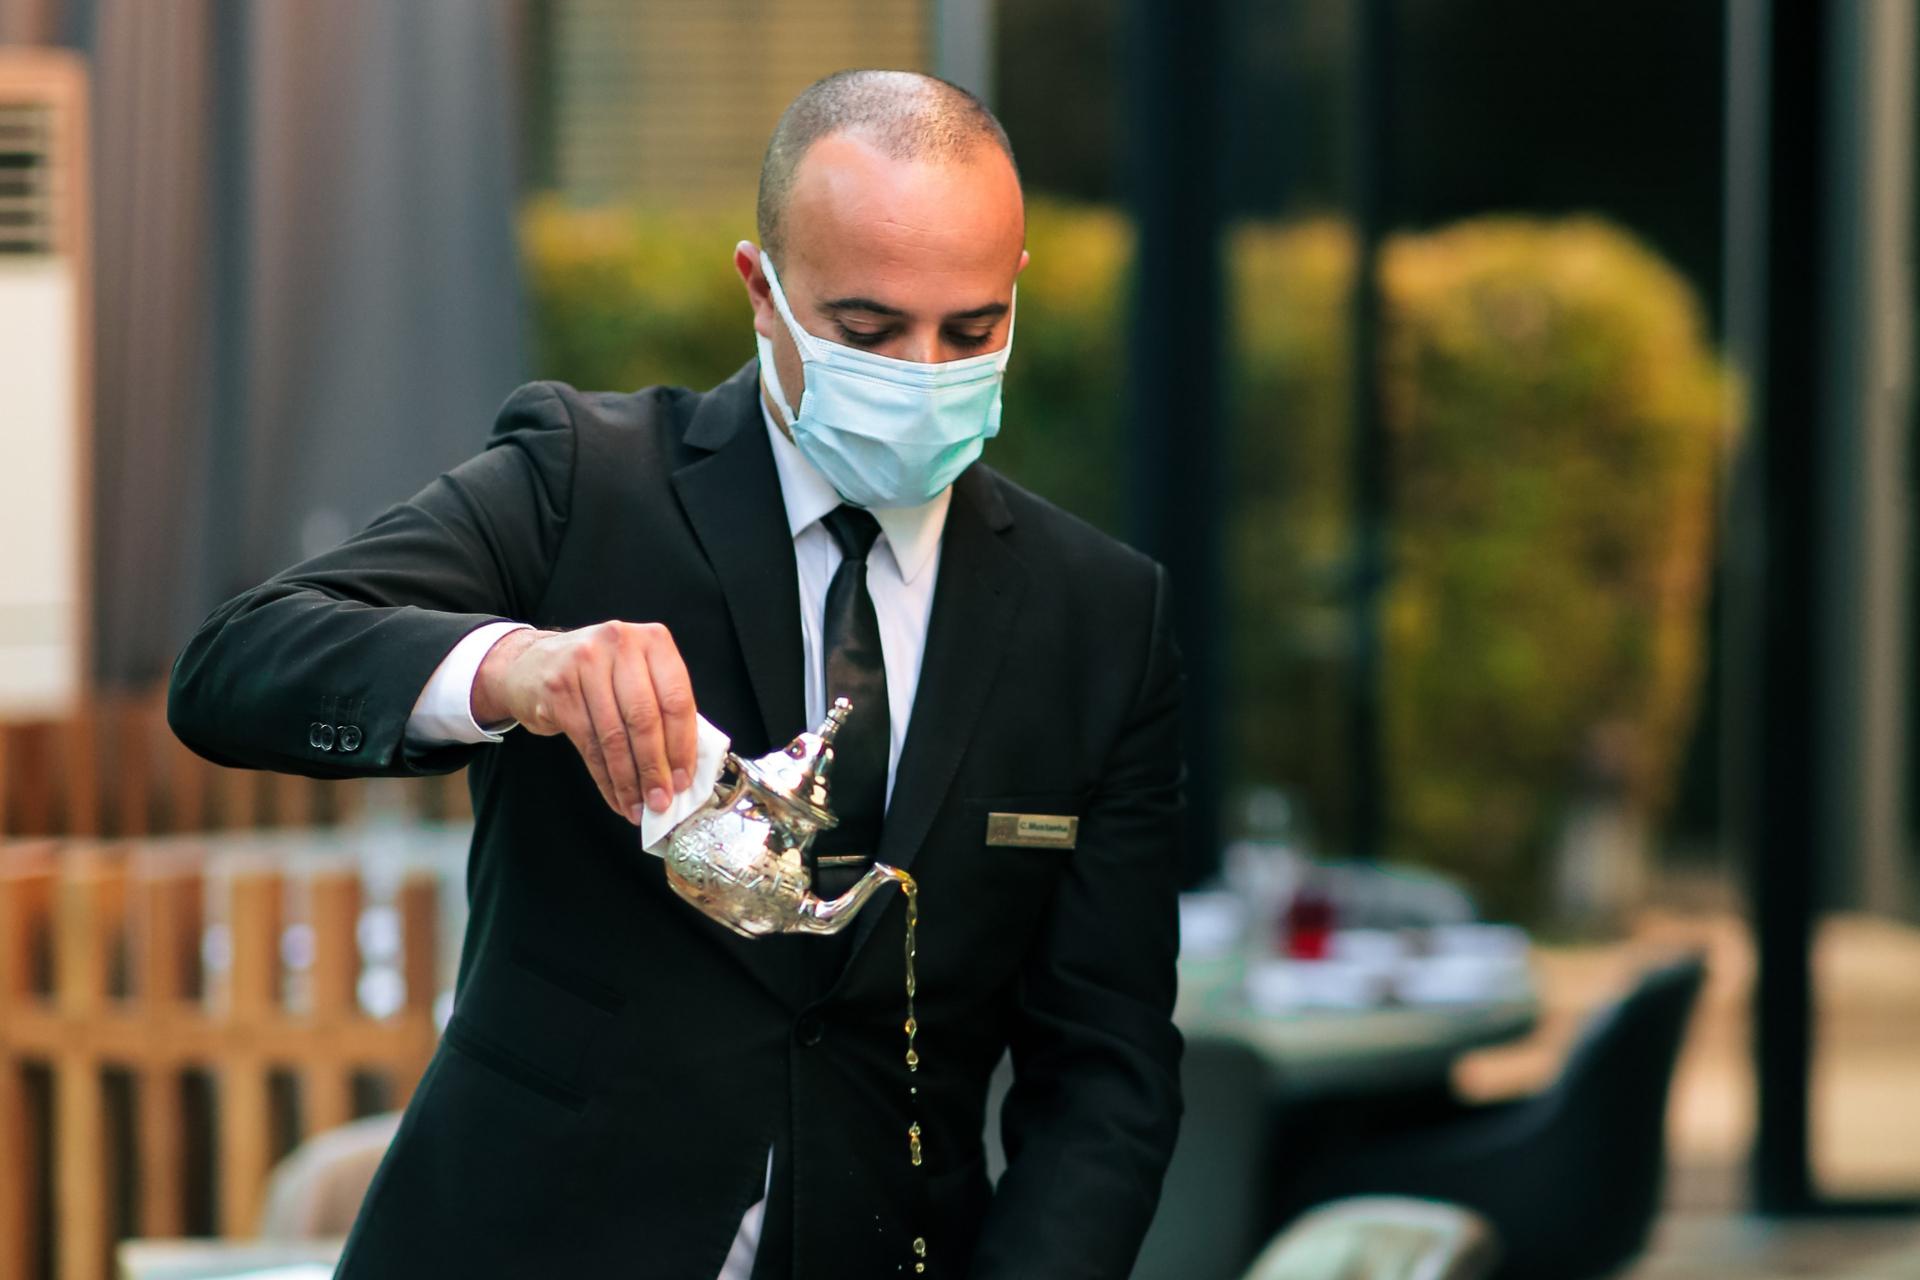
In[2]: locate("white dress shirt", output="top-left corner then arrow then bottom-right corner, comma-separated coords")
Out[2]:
404,383 -> 951,1279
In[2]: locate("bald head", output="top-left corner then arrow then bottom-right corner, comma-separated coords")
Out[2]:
756,69 -> 1020,265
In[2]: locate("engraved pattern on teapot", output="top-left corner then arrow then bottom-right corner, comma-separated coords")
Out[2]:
652,698 -> 906,938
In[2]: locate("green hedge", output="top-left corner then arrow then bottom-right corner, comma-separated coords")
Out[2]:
521,198 -> 1731,919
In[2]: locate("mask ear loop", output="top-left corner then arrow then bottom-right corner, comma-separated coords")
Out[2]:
747,242 -> 810,426
995,284 -> 1018,370
755,247 -> 828,362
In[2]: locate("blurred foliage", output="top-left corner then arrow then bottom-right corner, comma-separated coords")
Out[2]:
520,198 -> 1732,920
1376,219 -> 1731,912
522,199 -> 760,394
520,196 -> 1136,530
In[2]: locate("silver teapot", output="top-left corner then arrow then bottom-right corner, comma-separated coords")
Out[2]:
651,698 -> 906,938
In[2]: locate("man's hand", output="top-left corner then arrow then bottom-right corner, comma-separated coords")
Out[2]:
472,623 -> 698,823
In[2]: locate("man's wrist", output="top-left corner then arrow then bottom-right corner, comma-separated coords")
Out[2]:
471,627 -> 543,728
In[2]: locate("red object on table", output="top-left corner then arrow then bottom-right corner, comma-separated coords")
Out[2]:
1282,880 -> 1336,959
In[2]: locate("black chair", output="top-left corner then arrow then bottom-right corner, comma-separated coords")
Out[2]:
1132,1036 -> 1276,1280
1274,953 -> 1707,1280
982,1037 -> 1275,1279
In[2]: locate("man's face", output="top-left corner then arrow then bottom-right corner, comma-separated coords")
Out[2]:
734,130 -> 1028,425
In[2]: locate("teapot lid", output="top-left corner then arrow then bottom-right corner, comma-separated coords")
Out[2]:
736,697 -> 852,830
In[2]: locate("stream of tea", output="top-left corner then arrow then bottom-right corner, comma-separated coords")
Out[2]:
876,865 -> 928,1273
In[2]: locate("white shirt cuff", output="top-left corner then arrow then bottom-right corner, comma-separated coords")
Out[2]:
405,621 -> 534,747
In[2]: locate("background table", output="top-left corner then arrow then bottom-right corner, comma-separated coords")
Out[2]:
117,1239 -> 341,1280
1174,953 -> 1538,1101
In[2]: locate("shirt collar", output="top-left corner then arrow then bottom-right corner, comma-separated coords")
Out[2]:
758,386 -> 949,585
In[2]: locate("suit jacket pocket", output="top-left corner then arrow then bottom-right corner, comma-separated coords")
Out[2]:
442,946 -> 626,1110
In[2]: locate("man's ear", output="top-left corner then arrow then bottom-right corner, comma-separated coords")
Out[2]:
734,240 -> 776,339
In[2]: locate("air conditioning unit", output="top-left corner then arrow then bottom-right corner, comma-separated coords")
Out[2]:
0,50 -> 89,717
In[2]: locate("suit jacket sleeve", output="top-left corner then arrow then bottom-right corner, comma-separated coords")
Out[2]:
969,563 -> 1188,1280
167,382 -> 575,779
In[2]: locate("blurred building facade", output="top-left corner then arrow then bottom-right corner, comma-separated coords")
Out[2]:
543,0 -> 928,204
1,0 -> 528,686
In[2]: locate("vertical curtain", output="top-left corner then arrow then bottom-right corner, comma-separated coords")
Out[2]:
230,0 -> 527,592
86,0 -> 221,686
27,0 -> 528,686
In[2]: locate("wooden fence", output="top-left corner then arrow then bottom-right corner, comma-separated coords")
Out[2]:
0,836 -> 448,1280
0,687 -> 473,840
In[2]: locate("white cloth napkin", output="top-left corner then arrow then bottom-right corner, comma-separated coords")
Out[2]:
640,713 -> 733,853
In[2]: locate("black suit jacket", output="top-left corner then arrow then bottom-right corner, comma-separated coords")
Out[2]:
168,360 -> 1187,1279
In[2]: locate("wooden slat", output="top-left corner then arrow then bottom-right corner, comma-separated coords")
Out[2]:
111,694 -> 160,838
302,871 -> 361,1135
131,857 -> 201,1239
0,846 -> 56,1280
218,869 -> 281,1236
395,873 -> 440,1099
132,856 -> 200,1005
0,1058 -> 33,1280
55,852 -> 122,1014
268,771 -> 319,829
0,1005 -> 434,1065
439,772 -> 473,823
329,778 -> 367,828
61,704 -> 100,838
160,734 -> 209,833
9,724 -> 55,836
217,768 -> 261,832
0,844 -> 56,1000
54,854 -> 122,1280
398,874 -> 437,1020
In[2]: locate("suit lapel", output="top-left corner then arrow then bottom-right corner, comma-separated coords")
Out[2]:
835,465 -> 1027,978
671,361 -> 808,750
670,360 -> 813,1009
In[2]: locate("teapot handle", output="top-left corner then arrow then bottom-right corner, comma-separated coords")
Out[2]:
707,755 -> 748,813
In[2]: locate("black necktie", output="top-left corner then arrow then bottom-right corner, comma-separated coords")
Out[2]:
812,505 -> 890,904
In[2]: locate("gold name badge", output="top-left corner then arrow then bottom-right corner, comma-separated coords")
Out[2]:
986,813 -> 1079,850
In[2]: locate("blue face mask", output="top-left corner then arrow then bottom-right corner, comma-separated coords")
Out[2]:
753,247 -> 1016,509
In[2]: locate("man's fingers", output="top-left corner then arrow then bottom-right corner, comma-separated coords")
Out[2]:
612,644 -> 673,814
555,673 -> 621,817
519,622 -> 695,822
581,662 -> 648,822
644,629 -> 698,793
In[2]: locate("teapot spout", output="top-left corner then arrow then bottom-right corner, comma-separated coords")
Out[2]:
795,862 -> 911,935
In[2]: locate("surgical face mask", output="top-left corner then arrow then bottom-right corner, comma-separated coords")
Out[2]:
753,247 -> 1015,509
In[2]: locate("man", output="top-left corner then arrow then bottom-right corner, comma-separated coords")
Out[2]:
170,69 -> 1185,1278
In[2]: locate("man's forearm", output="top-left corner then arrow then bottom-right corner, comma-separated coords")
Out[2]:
168,584 -> 509,777
168,380 -> 577,779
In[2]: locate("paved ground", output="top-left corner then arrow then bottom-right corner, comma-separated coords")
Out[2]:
1626,1214 -> 1920,1278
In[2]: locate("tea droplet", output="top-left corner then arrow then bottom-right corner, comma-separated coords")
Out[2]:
889,872 -> 927,1175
